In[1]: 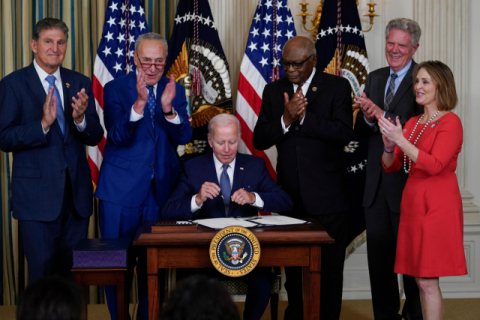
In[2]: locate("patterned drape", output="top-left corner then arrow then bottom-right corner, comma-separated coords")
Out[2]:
0,0 -> 176,306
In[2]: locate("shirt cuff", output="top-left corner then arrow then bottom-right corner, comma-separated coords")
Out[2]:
191,195 -> 203,212
281,116 -> 291,133
300,114 -> 306,125
250,192 -> 264,208
165,112 -> 181,124
130,105 -> 144,122
75,116 -> 87,132
41,122 -> 50,135
364,115 -> 376,127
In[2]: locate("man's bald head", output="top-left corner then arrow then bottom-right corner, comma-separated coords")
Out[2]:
283,36 -> 317,56
281,36 -> 317,85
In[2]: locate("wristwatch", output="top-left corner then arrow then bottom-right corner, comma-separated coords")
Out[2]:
162,107 -> 175,116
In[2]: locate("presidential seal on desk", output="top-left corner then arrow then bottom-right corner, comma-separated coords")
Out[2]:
209,226 -> 261,277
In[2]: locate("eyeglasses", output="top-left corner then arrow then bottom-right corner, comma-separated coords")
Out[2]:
138,58 -> 166,70
280,54 -> 315,70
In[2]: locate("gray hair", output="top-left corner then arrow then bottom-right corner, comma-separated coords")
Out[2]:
208,114 -> 241,137
385,18 -> 421,47
283,36 -> 317,56
135,32 -> 168,52
33,18 -> 69,41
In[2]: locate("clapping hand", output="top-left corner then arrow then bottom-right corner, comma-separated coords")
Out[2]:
161,74 -> 176,117
72,88 -> 89,124
354,93 -> 383,123
41,86 -> 57,130
378,116 -> 403,150
283,86 -> 307,127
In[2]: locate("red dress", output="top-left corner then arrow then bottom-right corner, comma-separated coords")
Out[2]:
383,112 -> 467,277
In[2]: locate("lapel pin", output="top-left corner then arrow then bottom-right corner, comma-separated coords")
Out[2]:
240,167 -> 244,170
431,124 -> 435,128
312,87 -> 317,91
66,83 -> 70,88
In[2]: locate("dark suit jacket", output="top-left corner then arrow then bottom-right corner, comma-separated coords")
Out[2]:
162,152 -> 293,220
354,62 -> 423,211
0,63 -> 104,221
95,73 -> 192,216
253,71 -> 353,216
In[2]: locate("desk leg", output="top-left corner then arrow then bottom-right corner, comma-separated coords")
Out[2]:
147,247 -> 160,320
79,284 -> 88,320
305,245 -> 321,320
116,275 -> 127,320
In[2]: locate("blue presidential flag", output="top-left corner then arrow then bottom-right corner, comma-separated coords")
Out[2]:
315,0 -> 369,255
166,0 -> 232,160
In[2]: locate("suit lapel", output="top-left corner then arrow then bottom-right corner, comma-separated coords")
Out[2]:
376,68 -> 390,110
128,74 -> 154,139
60,68 -> 71,141
388,62 -> 416,113
155,77 -> 167,137
230,154 -> 247,215
305,71 -> 324,103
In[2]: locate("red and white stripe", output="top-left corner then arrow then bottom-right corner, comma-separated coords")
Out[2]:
236,55 -> 277,180
88,57 -> 113,189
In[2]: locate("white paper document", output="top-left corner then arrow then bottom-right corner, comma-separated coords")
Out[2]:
193,215 -> 309,230
251,215 -> 308,226
193,218 -> 258,230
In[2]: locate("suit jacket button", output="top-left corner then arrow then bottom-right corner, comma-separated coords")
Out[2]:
180,130 -> 183,135
295,126 -> 299,131
61,170 -> 65,174
150,164 -> 154,168
63,145 -> 67,149
296,146 -> 300,150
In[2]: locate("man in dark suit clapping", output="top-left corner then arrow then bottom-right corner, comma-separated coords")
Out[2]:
0,18 -> 104,283
353,18 -> 423,320
253,36 -> 353,320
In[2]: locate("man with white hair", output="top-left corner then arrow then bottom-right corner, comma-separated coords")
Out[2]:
353,18 -> 423,320
162,113 -> 292,320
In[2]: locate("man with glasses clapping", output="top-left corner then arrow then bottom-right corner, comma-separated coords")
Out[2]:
95,32 -> 192,320
253,36 -> 353,320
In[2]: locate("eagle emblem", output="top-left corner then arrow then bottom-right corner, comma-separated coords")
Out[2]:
223,238 -> 248,265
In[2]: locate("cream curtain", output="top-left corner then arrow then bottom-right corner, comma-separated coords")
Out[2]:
0,0 -> 175,305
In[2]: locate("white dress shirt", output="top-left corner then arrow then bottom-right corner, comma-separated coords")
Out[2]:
190,154 -> 265,212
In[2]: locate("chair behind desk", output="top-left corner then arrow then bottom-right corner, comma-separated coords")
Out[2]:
221,267 -> 282,320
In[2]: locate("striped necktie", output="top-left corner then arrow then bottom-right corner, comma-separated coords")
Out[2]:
384,73 -> 398,111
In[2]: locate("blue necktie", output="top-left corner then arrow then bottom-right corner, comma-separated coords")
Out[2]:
384,73 -> 398,111
147,86 -> 156,128
46,75 -> 65,134
220,164 -> 231,216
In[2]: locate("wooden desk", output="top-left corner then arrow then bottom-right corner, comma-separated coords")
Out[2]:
134,220 -> 334,320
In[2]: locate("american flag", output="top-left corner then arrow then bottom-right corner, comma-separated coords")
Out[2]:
88,0 -> 148,188
235,0 -> 296,180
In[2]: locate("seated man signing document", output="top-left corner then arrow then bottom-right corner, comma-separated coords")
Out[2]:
162,113 -> 292,320
162,113 -> 293,220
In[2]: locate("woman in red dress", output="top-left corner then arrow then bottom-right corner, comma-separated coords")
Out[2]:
378,61 -> 467,319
